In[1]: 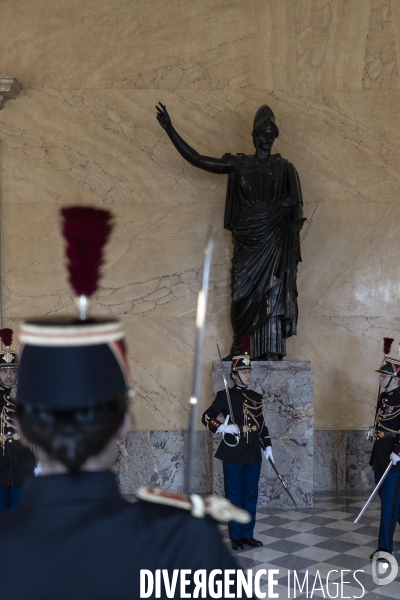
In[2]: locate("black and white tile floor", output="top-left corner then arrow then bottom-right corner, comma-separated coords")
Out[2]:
223,491 -> 400,599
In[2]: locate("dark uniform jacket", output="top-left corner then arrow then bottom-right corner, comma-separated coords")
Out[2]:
0,471 -> 238,600
202,385 -> 271,464
0,384 -> 36,487
370,386 -> 400,472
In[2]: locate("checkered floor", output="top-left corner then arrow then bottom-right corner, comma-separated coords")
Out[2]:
222,491 -> 400,599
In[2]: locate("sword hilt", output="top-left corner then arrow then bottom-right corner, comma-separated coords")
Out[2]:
221,415 -> 240,447
216,341 -> 239,446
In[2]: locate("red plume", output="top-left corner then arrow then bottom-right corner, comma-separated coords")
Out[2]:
60,206 -> 113,297
383,337 -> 394,355
0,328 -> 13,348
241,336 -> 250,354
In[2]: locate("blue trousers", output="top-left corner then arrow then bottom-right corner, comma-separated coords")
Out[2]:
375,470 -> 400,552
0,485 -> 22,512
223,461 -> 261,540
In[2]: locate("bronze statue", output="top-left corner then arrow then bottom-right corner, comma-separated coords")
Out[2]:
156,103 -> 306,360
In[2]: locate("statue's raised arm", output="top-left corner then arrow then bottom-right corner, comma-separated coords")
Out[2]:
156,102 -> 306,361
156,103 -> 234,175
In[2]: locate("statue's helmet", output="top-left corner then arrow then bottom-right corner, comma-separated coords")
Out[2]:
252,105 -> 279,138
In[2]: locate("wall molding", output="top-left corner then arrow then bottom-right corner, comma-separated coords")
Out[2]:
0,77 -> 22,109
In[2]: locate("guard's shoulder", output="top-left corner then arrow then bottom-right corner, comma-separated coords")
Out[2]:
136,486 -> 250,524
213,388 -> 225,398
388,387 -> 400,401
247,388 -> 263,399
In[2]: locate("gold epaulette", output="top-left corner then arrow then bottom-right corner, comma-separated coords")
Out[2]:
136,486 -> 251,524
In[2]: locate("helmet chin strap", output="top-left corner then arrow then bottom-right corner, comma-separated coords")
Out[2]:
383,376 -> 393,388
236,371 -> 247,387
384,376 -> 400,390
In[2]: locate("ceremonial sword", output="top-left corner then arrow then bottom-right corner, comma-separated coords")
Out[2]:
216,341 -> 240,447
268,458 -> 298,509
354,460 -> 393,524
184,233 -> 213,495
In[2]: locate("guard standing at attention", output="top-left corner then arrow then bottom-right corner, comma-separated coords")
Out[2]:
202,337 -> 274,551
0,328 -> 35,511
369,337 -> 400,557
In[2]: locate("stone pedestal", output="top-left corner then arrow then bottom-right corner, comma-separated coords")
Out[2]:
212,361 -> 314,507
0,76 -> 22,109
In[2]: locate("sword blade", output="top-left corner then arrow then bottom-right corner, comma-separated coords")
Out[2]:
268,458 -> 298,509
216,341 -> 235,424
353,460 -> 393,524
216,341 -> 240,447
184,233 -> 213,495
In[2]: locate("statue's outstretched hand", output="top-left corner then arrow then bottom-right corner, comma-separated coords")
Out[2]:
156,102 -> 172,129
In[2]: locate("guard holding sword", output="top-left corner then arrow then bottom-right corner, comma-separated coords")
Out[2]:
202,337 -> 273,551
368,338 -> 400,558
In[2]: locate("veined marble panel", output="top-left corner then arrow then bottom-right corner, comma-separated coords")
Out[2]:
346,430 -> 375,491
299,202 -> 400,318
211,362 -> 314,508
114,430 -> 212,495
116,428 -> 373,495
286,316 -> 398,430
3,201 -> 231,317
4,1 -> 400,92
314,430 -> 346,491
255,0 -> 400,91
314,430 -> 374,491
1,0 -> 254,90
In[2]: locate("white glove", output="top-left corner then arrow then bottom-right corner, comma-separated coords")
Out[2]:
390,452 -> 400,465
216,423 -> 239,435
263,447 -> 274,463
34,462 -> 43,476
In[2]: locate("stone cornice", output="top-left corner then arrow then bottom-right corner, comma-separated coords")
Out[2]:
0,77 -> 22,109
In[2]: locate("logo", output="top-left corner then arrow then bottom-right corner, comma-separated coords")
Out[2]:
371,552 -> 398,586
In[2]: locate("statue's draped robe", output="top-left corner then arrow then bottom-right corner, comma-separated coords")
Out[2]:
223,153 -> 303,358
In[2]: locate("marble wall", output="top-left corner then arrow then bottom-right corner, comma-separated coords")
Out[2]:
1,1 -> 400,436
314,430 -> 375,491
114,430 -> 212,495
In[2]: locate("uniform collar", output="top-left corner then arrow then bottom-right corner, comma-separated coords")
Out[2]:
21,470 -> 121,506
234,385 -> 248,390
384,385 -> 400,395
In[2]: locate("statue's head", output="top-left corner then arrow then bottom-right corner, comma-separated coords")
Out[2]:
252,105 -> 279,150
